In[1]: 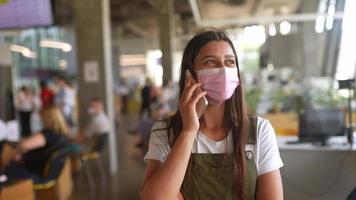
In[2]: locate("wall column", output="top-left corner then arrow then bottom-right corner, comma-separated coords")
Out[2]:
74,0 -> 118,174
157,0 -> 174,82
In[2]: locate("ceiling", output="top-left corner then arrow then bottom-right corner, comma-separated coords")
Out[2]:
53,0 -> 192,38
53,0 -> 310,39
197,0 -> 301,20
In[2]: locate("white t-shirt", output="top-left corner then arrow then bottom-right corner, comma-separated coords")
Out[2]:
144,117 -> 283,176
17,91 -> 33,111
56,87 -> 76,116
85,112 -> 111,137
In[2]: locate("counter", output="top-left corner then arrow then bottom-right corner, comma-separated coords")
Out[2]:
277,135 -> 356,200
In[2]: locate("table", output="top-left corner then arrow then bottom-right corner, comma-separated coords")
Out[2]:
278,135 -> 356,200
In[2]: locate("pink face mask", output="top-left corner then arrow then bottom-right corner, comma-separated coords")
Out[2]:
196,67 -> 239,106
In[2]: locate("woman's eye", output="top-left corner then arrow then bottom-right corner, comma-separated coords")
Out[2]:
205,60 -> 215,65
226,60 -> 235,65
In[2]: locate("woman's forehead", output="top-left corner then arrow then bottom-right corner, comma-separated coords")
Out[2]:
196,41 -> 235,59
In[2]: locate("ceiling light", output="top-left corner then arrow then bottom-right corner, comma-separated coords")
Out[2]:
315,16 -> 325,33
39,39 -> 72,52
325,0 -> 336,30
268,24 -> 277,36
315,0 -> 328,33
9,44 -> 37,59
243,25 -> 266,45
280,21 -> 291,35
59,59 -> 68,70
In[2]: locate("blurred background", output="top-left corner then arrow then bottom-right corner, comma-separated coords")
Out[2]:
0,0 -> 355,199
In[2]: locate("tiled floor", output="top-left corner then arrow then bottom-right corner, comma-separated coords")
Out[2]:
70,114 -> 146,200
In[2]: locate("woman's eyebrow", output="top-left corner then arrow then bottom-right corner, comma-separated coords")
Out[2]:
201,55 -> 216,60
225,55 -> 235,59
201,55 -> 235,60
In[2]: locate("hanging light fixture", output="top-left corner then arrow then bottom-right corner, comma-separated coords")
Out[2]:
9,44 -> 37,59
39,39 -> 72,52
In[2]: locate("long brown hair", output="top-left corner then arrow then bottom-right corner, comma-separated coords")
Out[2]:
40,105 -> 70,135
166,29 -> 250,199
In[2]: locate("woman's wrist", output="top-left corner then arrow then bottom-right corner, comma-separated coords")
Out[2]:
17,142 -> 27,154
180,129 -> 198,139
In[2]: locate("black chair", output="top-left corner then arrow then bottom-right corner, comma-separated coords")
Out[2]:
32,147 -> 71,190
80,134 -> 108,188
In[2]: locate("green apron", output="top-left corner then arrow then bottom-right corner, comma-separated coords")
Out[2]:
181,116 -> 258,200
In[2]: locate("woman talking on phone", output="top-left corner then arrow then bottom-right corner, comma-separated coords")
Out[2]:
141,29 -> 283,200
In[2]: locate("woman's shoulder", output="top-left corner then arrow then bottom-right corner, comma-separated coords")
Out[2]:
149,119 -> 172,145
254,116 -> 277,142
247,115 -> 273,131
255,116 -> 271,127
150,119 -> 170,136
253,116 -> 284,175
151,119 -> 170,132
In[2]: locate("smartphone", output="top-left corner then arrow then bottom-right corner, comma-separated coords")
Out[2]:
186,70 -> 208,119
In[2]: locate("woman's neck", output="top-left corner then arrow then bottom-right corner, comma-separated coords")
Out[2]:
200,103 -> 226,130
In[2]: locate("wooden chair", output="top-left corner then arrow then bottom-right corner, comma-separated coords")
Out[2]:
33,149 -> 73,200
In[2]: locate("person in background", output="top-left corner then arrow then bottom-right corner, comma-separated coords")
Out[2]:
16,86 -> 35,137
2,105 -> 71,182
55,76 -> 76,128
150,82 -> 160,106
160,79 -> 178,114
136,103 -> 168,152
140,79 -> 153,119
79,98 -> 110,152
114,80 -> 129,124
30,88 -> 42,134
40,80 -> 55,109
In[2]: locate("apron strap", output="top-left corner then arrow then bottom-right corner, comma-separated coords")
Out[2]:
247,115 -> 258,144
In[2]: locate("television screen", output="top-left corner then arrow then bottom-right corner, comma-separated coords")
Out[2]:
0,0 -> 53,29
299,108 -> 345,140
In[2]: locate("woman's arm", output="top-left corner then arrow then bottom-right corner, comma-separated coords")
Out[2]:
142,161 -> 185,200
141,130 -> 195,200
141,72 -> 207,200
18,133 -> 46,153
256,169 -> 283,200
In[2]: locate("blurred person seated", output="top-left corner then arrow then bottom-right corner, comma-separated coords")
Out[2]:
1,106 -> 72,184
78,98 -> 110,153
136,103 -> 169,153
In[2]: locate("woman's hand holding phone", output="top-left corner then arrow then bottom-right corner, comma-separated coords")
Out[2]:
179,70 -> 207,134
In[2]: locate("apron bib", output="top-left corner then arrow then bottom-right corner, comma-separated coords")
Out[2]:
181,116 -> 258,200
